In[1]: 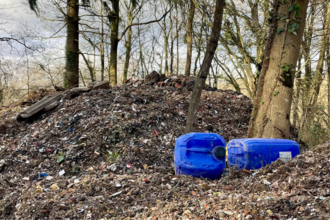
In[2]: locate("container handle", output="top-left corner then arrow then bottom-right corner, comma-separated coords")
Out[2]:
203,136 -> 216,140
182,147 -> 210,153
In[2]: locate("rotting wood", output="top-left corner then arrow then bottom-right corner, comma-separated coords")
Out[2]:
88,81 -> 110,90
71,87 -> 92,93
18,93 -> 64,119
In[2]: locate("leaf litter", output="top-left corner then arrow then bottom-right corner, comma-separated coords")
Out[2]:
0,74 -> 323,220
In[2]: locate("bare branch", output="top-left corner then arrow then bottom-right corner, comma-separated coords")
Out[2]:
0,37 -> 36,51
118,6 -> 173,41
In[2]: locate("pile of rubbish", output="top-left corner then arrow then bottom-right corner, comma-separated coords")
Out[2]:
0,73 -> 315,219
143,141 -> 330,219
125,71 -> 217,91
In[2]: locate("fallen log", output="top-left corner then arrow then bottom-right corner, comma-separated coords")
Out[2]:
17,93 -> 64,119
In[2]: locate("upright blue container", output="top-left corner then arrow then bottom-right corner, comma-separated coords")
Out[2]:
227,138 -> 300,170
174,133 -> 226,180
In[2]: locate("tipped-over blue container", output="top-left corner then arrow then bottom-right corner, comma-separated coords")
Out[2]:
227,138 -> 300,170
174,133 -> 226,180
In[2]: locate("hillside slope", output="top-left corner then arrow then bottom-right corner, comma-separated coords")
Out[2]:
0,83 -> 313,219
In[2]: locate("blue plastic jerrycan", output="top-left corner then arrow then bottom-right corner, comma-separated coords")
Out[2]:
174,133 -> 226,180
227,138 -> 300,170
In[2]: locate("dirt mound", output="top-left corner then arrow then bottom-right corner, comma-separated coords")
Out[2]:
0,85 -> 251,179
0,82 -> 311,219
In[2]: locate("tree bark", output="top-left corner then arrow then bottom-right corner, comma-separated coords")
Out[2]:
163,15 -> 169,77
185,0 -> 225,133
184,0 -> 195,77
301,2 -> 315,111
138,20 -> 145,78
123,27 -> 133,83
193,17 -> 204,76
170,5 -> 174,75
176,3 -> 180,75
327,4 -> 330,126
109,0 -> 119,85
0,89 -> 3,104
248,0 -> 309,139
64,0 -> 79,88
123,3 -> 134,84
100,0 -> 105,81
79,69 -> 86,87
292,52 -> 302,128
81,52 -> 95,81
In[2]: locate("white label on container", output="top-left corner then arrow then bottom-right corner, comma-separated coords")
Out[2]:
279,152 -> 292,162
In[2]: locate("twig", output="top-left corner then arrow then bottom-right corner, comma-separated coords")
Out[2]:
118,6 -> 173,41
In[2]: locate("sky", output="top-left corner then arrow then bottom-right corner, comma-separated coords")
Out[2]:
0,0 -> 67,59
0,0 -> 218,80
0,0 -> 40,24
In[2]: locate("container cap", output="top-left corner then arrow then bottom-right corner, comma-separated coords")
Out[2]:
214,147 -> 226,158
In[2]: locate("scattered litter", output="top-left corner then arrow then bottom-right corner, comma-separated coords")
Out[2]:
50,183 -> 60,190
111,191 -> 122,197
45,176 -> 53,180
39,173 -> 48,177
0,74 -> 310,219
109,164 -> 117,171
59,170 -> 65,176
263,179 -> 271,185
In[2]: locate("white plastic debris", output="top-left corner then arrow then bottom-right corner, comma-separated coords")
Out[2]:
59,170 -> 65,176
218,210 -> 233,215
263,179 -> 271,185
111,191 -> 122,197
108,164 -> 117,172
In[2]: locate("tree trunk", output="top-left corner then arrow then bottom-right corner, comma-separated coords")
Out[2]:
301,4 -> 328,132
176,3 -> 179,75
109,0 -> 119,85
301,2 -> 315,111
93,46 -> 96,79
123,27 -> 133,83
193,49 -> 201,76
212,65 -> 218,88
327,4 -> 330,126
184,0 -> 195,77
163,16 -> 169,77
138,20 -> 145,78
100,1 -> 105,81
193,17 -> 204,76
185,0 -> 225,133
292,53 -> 302,127
170,5 -> 174,75
123,4 -> 134,84
79,69 -> 86,87
64,0 -> 79,88
81,53 -> 95,81
248,0 -> 308,139
0,89 -> 3,104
